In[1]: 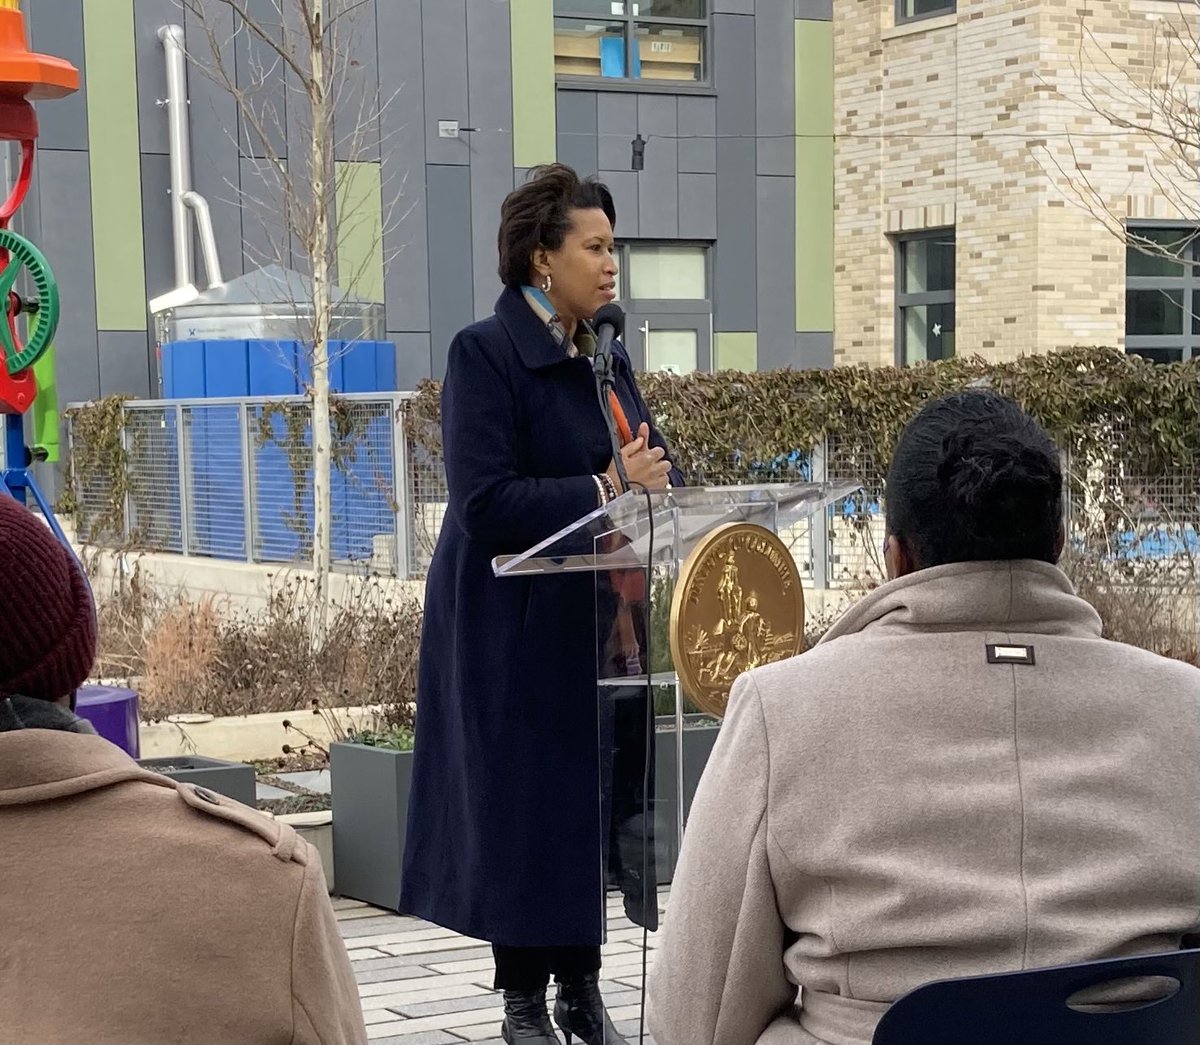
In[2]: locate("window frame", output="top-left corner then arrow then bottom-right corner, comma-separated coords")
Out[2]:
893,228 -> 956,367
895,0 -> 956,25
1124,222 -> 1200,364
553,2 -> 711,88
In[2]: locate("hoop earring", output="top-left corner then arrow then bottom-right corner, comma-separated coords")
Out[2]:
541,274 -> 552,293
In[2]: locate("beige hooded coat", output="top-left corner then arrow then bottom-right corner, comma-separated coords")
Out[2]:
648,561 -> 1200,1045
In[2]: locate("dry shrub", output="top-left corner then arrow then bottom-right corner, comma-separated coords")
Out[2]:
1062,552 -> 1198,665
134,576 -> 423,724
86,562 -> 422,724
140,596 -> 222,712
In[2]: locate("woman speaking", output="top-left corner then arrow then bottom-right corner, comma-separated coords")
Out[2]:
401,164 -> 683,1045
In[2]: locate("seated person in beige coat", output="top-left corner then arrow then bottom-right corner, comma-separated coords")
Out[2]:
0,495 -> 366,1045
648,391 -> 1200,1045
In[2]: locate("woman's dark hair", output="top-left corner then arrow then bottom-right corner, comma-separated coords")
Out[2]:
885,391 -> 1063,568
497,163 -> 616,288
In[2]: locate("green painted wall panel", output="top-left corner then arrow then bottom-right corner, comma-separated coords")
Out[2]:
83,0 -> 146,331
795,20 -> 834,333
715,332 -> 757,372
335,161 -> 385,304
511,0 -> 556,167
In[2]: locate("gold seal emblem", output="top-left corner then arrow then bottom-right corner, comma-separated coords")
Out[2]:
669,523 -> 805,718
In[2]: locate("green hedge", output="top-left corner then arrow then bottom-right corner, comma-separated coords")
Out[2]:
407,348 -> 1199,484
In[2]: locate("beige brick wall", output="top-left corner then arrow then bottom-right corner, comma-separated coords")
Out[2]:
833,0 -> 1199,365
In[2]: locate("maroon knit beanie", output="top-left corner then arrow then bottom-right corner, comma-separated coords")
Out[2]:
0,495 -> 97,701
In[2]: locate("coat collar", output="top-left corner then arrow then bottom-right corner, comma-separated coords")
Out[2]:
0,729 -> 167,806
495,285 -> 578,370
819,560 -> 1103,644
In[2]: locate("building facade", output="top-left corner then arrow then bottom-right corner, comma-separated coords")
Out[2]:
19,0 -> 838,411
835,0 -> 1199,366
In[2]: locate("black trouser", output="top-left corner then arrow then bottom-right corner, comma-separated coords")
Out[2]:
492,945 -> 602,992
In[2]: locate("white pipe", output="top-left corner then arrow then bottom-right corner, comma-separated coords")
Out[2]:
159,24 -> 194,291
182,191 -> 224,288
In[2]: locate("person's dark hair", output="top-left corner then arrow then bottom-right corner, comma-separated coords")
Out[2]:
497,163 -> 616,288
885,391 -> 1063,568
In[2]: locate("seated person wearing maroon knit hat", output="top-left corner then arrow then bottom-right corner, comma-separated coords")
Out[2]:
0,496 -> 366,1045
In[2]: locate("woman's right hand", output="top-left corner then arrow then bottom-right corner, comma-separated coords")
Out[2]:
607,423 -> 672,492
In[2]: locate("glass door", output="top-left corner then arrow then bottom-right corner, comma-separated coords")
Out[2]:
625,312 -> 712,373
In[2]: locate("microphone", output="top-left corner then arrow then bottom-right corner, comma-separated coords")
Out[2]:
590,303 -> 630,493
592,302 -> 625,383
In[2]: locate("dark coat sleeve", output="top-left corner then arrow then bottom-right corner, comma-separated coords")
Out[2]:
614,342 -> 687,488
442,328 -> 600,549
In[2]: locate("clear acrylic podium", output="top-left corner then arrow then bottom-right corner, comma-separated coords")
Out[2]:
492,482 -> 857,1029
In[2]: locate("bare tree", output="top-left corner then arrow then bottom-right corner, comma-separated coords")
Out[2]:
179,0 -> 406,643
1038,3 -> 1199,271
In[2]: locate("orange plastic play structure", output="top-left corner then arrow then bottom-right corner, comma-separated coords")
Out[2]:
0,0 -> 78,141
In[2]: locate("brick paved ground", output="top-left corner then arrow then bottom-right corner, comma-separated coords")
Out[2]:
336,891 -> 664,1045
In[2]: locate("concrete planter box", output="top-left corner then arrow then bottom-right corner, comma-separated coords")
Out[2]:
330,742 -> 414,910
138,755 -> 257,808
327,718 -> 718,909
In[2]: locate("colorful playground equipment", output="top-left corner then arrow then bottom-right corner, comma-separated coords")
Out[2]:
0,0 -> 78,545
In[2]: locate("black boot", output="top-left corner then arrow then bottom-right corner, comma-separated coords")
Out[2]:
553,974 -> 629,1045
501,988 -> 562,1045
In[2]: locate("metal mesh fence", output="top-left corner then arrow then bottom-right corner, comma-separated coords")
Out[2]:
332,398 -> 400,573
66,397 -> 1200,590
824,435 -> 888,589
124,404 -> 183,553
400,398 -> 449,577
248,401 -> 313,564
183,404 -> 247,560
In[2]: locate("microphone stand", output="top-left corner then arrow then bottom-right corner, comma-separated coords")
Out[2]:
593,339 -> 630,494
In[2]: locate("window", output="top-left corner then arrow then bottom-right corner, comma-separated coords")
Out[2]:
617,242 -> 712,372
553,1 -> 707,84
1125,226 -> 1199,363
896,0 -> 955,23
896,230 -> 955,365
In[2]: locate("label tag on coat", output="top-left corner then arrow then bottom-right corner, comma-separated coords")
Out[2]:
986,643 -> 1036,666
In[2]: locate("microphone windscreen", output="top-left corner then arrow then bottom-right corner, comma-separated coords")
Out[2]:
593,302 -> 625,338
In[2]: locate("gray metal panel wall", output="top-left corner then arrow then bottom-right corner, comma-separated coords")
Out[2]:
236,0 -> 289,161
466,0 -> 512,318
98,331 -> 153,399
796,332 -> 834,368
333,0 -> 382,163
34,150 -> 100,406
239,156 -> 291,272
422,0 -> 469,166
134,0 -> 175,155
755,3 -> 795,176
28,0 -> 88,152
140,153 -> 175,314
184,0 -> 245,282
427,164 -> 474,378
756,176 -> 797,368
678,173 -> 717,240
637,95 -> 678,239
713,13 -> 757,330
557,92 -> 598,178
597,94 -> 638,237
378,0 -> 430,333
597,93 -> 637,173
391,331 -> 433,390
677,96 -> 716,175
796,0 -> 833,19
714,0 -> 755,12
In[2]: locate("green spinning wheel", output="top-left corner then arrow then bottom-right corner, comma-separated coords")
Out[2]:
0,227 -> 59,375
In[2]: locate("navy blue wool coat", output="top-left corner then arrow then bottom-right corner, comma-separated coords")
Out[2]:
399,288 -> 682,946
